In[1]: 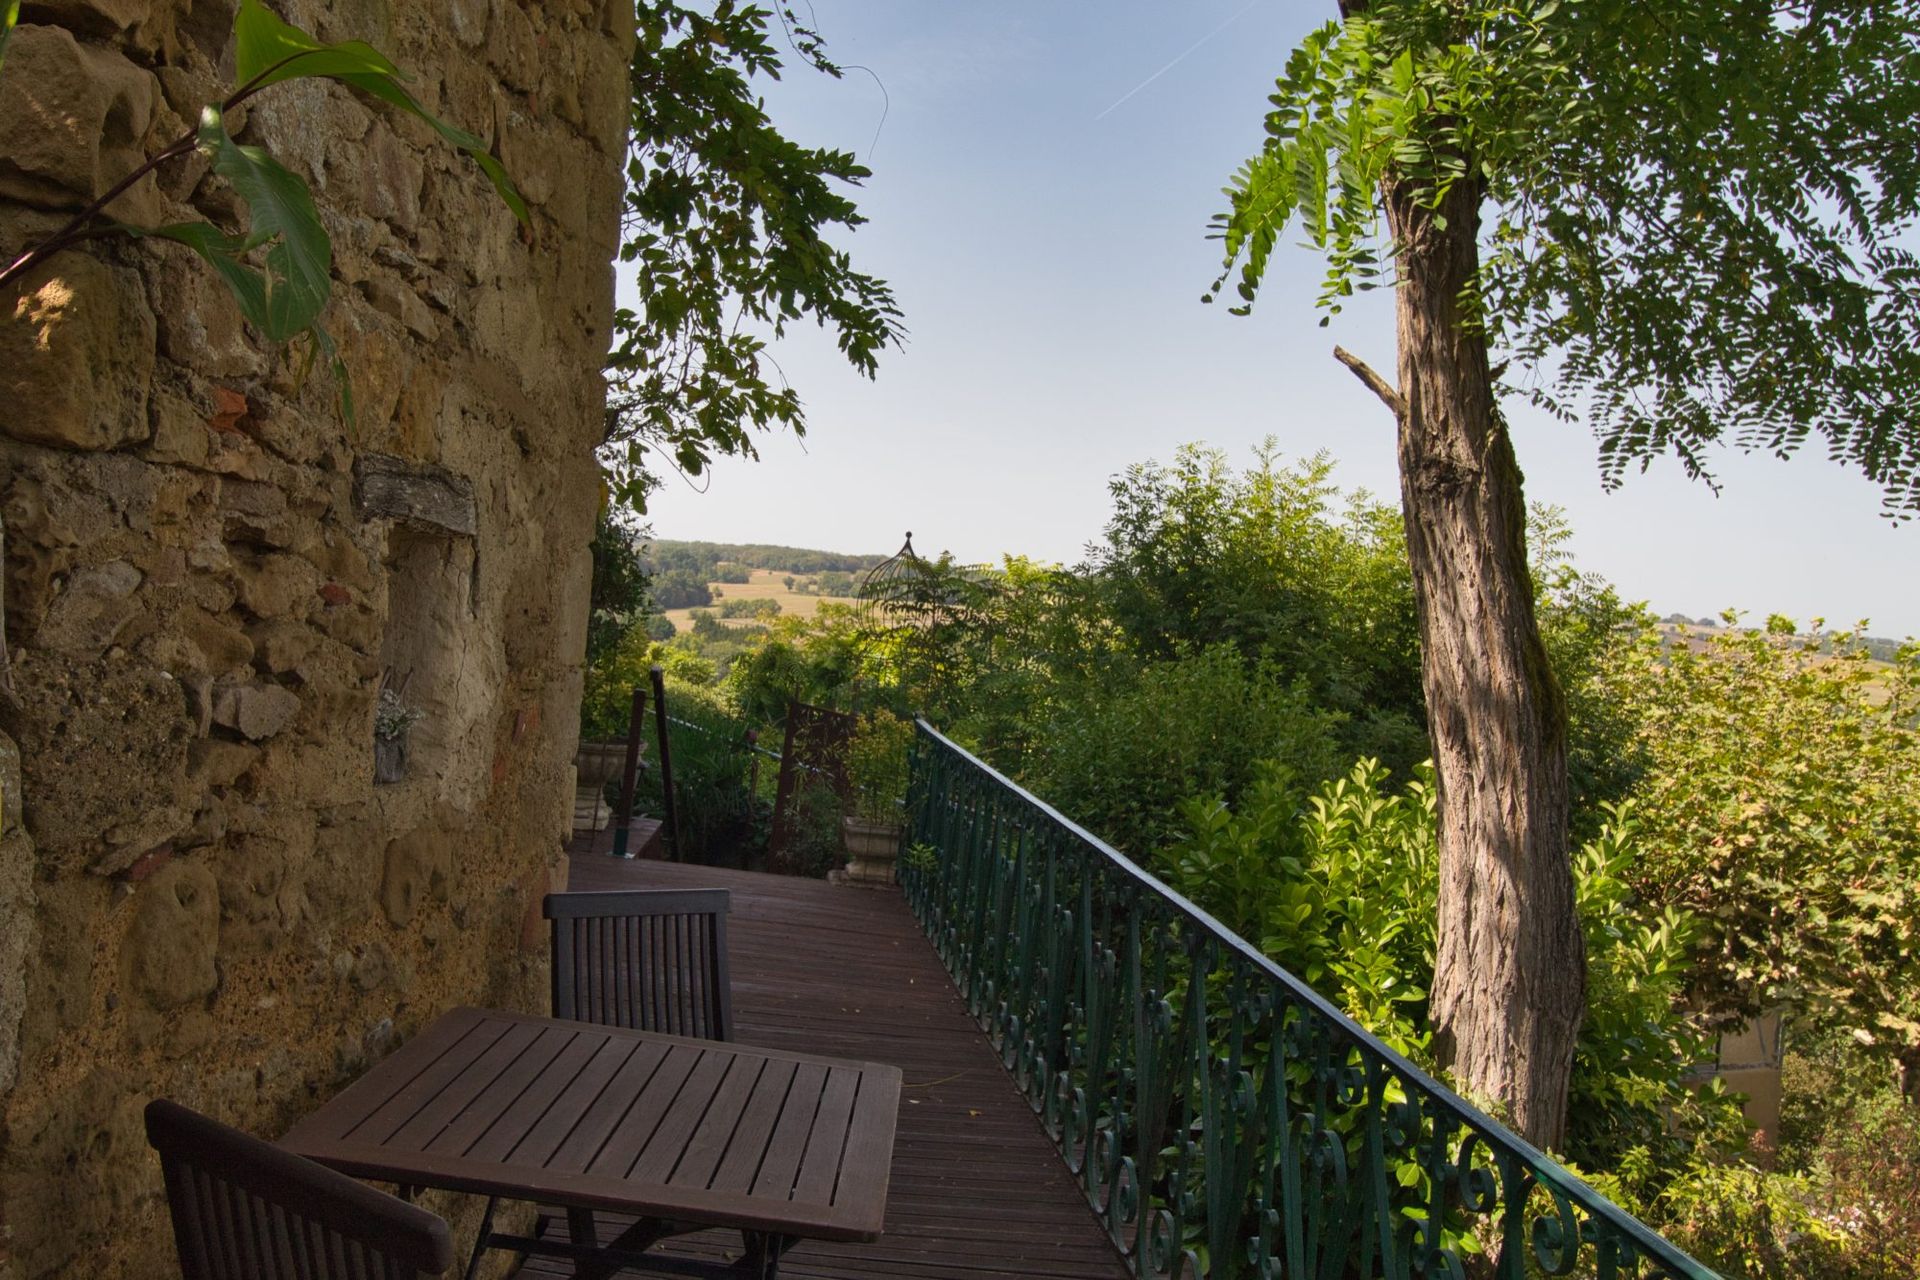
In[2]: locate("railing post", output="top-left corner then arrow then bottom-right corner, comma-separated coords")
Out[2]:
611,685 -> 648,858
649,664 -> 681,862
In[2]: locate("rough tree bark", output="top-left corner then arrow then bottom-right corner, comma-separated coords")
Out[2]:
1343,175 -> 1587,1150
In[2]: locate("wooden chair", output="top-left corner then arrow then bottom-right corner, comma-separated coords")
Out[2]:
544,888 -> 734,1041
484,889 -> 737,1274
145,1098 -> 452,1279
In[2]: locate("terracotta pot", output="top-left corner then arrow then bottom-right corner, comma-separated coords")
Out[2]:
840,815 -> 904,885
373,733 -> 409,785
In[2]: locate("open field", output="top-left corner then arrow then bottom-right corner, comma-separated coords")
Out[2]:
661,568 -> 860,632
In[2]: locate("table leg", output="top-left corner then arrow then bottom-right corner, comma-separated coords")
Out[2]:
461,1197 -> 500,1280
741,1231 -> 796,1278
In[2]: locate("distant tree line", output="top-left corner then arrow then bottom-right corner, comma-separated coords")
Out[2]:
648,539 -> 882,577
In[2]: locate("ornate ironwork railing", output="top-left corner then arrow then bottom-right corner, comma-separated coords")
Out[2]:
902,721 -> 1719,1280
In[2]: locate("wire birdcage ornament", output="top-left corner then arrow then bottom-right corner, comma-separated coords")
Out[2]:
858,532 -> 996,630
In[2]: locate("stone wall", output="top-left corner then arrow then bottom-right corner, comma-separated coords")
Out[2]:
0,3 -> 633,1275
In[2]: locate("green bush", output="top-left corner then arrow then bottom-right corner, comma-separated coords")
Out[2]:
769,776 -> 844,879
580,623 -> 655,742
1159,758 -> 1725,1171
1605,618 -> 1920,1078
845,710 -> 913,825
718,596 -> 782,620
638,679 -> 764,866
1024,645 -> 1344,856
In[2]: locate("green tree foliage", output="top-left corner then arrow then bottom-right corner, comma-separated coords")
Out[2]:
1025,646 -> 1344,854
1531,507 -> 1652,832
722,607 -> 867,726
1090,444 -> 1424,769
1605,619 -> 1920,1085
638,678 -> 765,865
586,509 -> 652,669
579,624 -> 654,743
606,2 -> 904,512
717,596 -> 781,619
651,540 -> 880,576
652,569 -> 713,610
1211,0 -> 1920,513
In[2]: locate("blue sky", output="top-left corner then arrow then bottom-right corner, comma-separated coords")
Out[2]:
629,0 -> 1919,638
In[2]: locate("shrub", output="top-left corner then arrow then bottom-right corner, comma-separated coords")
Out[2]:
1024,645 -> 1344,856
768,776 -> 843,879
845,711 -> 913,825
640,679 -> 763,866
1604,617 -> 1920,1080
580,622 -> 656,742
1160,759 -> 1725,1170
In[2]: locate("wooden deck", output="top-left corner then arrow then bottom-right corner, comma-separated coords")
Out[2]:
515,856 -> 1130,1279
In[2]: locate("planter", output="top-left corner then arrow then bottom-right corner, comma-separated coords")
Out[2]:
840,815 -> 905,885
574,740 -> 633,832
373,733 -> 409,785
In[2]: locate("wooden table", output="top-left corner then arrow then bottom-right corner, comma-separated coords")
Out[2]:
280,1007 -> 902,1278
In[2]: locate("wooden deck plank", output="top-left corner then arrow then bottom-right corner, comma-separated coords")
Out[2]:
512,857 -> 1130,1279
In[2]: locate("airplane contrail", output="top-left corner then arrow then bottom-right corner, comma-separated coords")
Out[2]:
1094,0 -> 1268,123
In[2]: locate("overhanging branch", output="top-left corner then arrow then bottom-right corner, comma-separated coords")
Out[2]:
1333,345 -> 1406,421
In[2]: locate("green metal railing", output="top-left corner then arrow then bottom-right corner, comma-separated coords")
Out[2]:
902,721 -> 1719,1280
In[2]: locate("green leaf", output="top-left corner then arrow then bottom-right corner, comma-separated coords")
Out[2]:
194,105 -> 332,341
0,0 -> 17,74
130,221 -> 273,332
233,0 -> 401,90
230,0 -> 526,224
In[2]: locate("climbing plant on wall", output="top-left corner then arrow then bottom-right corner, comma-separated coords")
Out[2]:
0,0 -> 524,415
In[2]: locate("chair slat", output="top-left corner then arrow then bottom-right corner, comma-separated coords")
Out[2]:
543,889 -> 733,1042
145,1099 -> 452,1279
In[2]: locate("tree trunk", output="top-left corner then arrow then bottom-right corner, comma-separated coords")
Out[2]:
1385,176 -> 1586,1151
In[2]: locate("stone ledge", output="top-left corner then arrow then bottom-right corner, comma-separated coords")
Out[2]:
351,452 -> 477,537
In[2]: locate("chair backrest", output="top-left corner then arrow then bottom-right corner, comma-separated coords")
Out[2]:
144,1099 -> 452,1280
544,888 -> 734,1040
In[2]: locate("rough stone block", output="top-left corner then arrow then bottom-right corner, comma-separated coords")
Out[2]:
146,245 -> 264,379
19,0 -> 156,38
233,551 -> 323,620
247,618 -> 319,672
0,25 -> 160,214
33,559 -> 143,659
125,857 -> 218,1009
8,652 -> 194,874
1,253 -> 156,452
175,604 -> 256,674
186,737 -> 258,788
210,678 -> 301,740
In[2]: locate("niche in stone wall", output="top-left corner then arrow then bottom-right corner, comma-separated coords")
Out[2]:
355,455 -> 479,790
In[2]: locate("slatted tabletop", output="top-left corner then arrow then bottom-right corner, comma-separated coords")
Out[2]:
280,1006 -> 901,1242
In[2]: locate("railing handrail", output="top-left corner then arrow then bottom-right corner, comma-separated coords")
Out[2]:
910,716 -> 1717,1279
